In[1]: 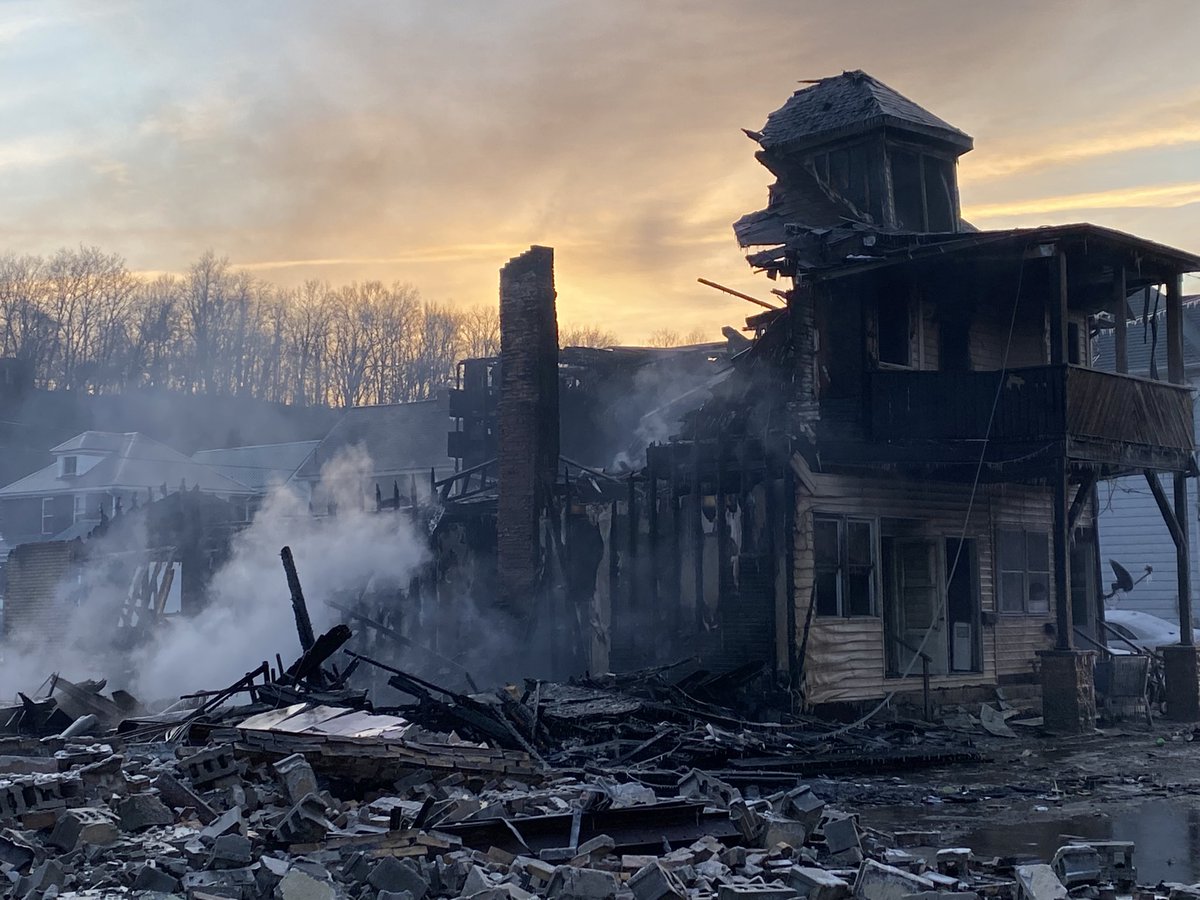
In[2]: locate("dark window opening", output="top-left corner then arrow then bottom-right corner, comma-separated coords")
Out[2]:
878,299 -> 910,367
1067,321 -> 1082,365
923,156 -> 955,231
891,149 -> 923,230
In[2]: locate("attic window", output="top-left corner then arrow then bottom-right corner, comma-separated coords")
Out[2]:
60,456 -> 77,477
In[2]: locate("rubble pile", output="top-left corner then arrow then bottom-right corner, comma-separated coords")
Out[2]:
0,694 -> 1154,900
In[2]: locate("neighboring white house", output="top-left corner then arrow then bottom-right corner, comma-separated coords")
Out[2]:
1095,296 -> 1200,623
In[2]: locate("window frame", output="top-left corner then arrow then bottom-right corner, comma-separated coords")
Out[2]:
41,497 -> 55,535
996,526 -> 1051,615
814,514 -> 878,618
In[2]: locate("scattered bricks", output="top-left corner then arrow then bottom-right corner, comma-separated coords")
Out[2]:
790,866 -> 852,900
133,863 -> 183,893
0,755 -> 57,775
902,893 -> 979,900
894,831 -> 940,849
678,769 -> 742,808
273,754 -> 319,806
208,833 -> 253,869
937,849 -> 972,878
629,861 -> 687,900
721,847 -> 748,869
378,892 -> 417,900
730,800 -> 765,846
155,770 -> 219,824
117,792 -> 174,832
276,868 -> 336,900
574,834 -> 615,862
716,885 -> 800,899
854,860 -> 936,900
1015,864 -> 1069,900
47,807 -> 119,850
368,857 -> 430,900
182,744 -> 243,790
276,795 -> 335,846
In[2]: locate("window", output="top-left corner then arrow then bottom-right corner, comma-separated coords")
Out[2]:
815,516 -> 876,617
41,498 -> 55,535
878,298 -> 911,367
997,528 -> 1051,613
59,456 -> 77,477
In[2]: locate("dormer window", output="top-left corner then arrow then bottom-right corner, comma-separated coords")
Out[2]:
59,456 -> 77,477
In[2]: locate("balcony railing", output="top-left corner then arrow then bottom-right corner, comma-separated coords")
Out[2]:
869,365 -> 1194,452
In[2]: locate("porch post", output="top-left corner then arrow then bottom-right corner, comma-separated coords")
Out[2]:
1160,271 -> 1200,720
1113,266 -> 1127,374
1052,459 -> 1072,650
1049,250 -> 1069,366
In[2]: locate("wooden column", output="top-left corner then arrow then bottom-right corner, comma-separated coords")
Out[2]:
1049,251 -> 1069,366
1113,266 -> 1128,374
1175,470 -> 1194,643
1052,458 -> 1073,650
1167,273 -> 1185,384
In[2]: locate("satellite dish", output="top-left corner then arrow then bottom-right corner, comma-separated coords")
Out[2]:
1110,560 -> 1135,593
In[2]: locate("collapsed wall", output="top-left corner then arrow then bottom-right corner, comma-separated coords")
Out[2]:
496,246 -> 559,617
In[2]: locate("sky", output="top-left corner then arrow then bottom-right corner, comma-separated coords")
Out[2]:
2,0 -> 1200,342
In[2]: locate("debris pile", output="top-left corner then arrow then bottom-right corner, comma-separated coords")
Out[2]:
0,710 -> 1149,899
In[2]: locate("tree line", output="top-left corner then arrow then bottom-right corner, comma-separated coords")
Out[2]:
0,247 -> 646,408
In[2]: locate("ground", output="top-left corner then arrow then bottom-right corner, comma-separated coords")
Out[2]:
814,726 -> 1200,885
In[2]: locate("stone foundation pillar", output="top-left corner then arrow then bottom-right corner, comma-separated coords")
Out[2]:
1161,644 -> 1200,721
1038,650 -> 1096,734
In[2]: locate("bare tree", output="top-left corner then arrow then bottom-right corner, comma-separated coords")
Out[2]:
461,305 -> 500,359
560,324 -> 619,348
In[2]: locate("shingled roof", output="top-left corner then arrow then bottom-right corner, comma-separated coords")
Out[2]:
755,70 -> 973,154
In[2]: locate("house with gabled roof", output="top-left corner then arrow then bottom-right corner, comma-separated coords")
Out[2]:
0,431 -> 254,546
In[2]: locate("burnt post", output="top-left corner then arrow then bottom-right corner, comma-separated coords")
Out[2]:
280,546 -> 316,652
497,246 -> 559,618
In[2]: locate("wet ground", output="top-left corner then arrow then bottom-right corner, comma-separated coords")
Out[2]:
818,725 -> 1200,885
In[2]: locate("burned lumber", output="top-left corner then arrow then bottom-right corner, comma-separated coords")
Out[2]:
280,545 -> 316,652
281,623 -> 352,687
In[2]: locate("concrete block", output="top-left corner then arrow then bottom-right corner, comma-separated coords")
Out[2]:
117,792 -> 174,832
368,857 -> 429,900
763,813 -> 810,849
276,795 -> 335,845
717,885 -> 800,899
133,863 -> 183,893
854,859 -> 935,900
823,815 -> 861,855
789,865 -> 851,900
1015,864 -> 1068,900
936,848 -> 971,878
208,833 -> 253,869
273,754 -> 319,805
629,861 -> 686,900
546,865 -> 619,900
276,868 -> 335,900
782,787 -> 826,830
47,807 -> 119,850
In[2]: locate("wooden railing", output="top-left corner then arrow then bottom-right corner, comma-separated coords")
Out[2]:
870,365 -> 1193,450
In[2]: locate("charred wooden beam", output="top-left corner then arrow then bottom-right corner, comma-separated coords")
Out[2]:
1052,457 -> 1072,650
1175,471 -> 1194,644
1066,469 -> 1098,533
1113,266 -> 1128,374
1144,469 -> 1184,549
283,623 -> 352,686
280,546 -> 316,652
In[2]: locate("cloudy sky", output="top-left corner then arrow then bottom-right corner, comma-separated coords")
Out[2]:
3,0 -> 1199,340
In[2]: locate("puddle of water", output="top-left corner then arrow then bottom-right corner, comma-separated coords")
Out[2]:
864,799 -> 1200,885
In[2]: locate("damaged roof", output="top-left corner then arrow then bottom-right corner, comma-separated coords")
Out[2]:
755,70 -> 973,154
193,440 -> 320,492
293,394 -> 454,482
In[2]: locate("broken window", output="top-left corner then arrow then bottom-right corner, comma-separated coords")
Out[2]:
814,515 -> 876,617
923,156 -> 955,232
890,147 -> 958,232
891,149 -> 923,231
997,528 -> 1051,614
877,298 -> 910,367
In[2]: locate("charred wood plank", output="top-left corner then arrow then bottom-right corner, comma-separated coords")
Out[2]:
280,546 -> 316,652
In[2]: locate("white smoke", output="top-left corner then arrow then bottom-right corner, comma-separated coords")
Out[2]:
0,446 -> 427,705
130,445 -> 426,700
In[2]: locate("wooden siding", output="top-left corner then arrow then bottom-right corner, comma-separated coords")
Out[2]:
795,473 -> 1057,705
969,300 -> 1046,371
